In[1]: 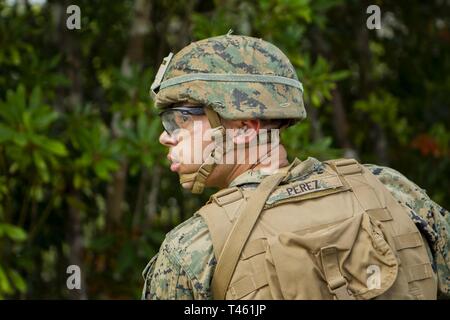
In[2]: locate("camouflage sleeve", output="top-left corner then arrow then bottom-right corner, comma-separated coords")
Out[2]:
366,164 -> 450,298
141,240 -> 195,300
141,253 -> 159,299
141,213 -> 215,300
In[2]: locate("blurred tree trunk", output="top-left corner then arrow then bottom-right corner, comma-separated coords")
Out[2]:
306,104 -> 324,142
331,88 -> 359,159
106,0 -> 152,230
310,25 -> 358,159
145,164 -> 161,228
132,164 -> 162,230
53,0 -> 86,299
67,191 -> 87,300
357,1 -> 389,165
132,168 -> 148,229
131,0 -> 193,231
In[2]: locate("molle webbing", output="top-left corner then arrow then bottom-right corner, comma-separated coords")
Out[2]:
324,158 -> 436,299
200,159 -> 437,300
209,170 -> 288,300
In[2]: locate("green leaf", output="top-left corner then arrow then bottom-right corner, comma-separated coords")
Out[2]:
29,87 -> 42,110
33,110 -> 58,130
116,242 -> 136,275
329,70 -> 350,81
12,133 -> 27,147
33,152 -> 47,171
0,86 -> 25,124
41,139 -> 68,156
0,124 -> 14,143
87,235 -> 116,252
33,152 -> 50,182
22,111 -> 32,131
10,47 -> 21,65
0,224 -> 27,241
94,164 -> 111,180
8,269 -> 26,293
0,265 -> 13,295
13,85 -> 27,114
73,174 -> 83,189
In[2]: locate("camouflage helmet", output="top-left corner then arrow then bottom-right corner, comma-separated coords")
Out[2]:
150,34 -> 306,195
151,34 -> 306,124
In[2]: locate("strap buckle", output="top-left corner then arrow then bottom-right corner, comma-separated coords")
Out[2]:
320,246 -> 356,300
211,187 -> 243,207
329,281 -> 355,300
150,52 -> 174,97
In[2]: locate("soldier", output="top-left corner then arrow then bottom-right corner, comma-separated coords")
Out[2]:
142,34 -> 449,300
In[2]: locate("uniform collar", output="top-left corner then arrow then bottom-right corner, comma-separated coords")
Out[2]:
228,157 -> 324,188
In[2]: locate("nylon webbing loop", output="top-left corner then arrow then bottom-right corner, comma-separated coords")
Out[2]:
320,246 -> 355,300
211,164 -> 295,299
393,232 -> 423,250
228,263 -> 268,299
150,52 -> 174,96
330,158 -> 362,176
159,73 -> 304,92
211,187 -> 244,207
204,107 -> 222,129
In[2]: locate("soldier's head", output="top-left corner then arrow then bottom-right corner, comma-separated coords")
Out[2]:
151,34 -> 306,194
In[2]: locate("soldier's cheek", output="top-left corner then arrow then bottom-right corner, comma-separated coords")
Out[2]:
170,162 -> 180,172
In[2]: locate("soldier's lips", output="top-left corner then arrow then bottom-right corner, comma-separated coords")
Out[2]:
170,162 -> 180,172
167,153 -> 180,172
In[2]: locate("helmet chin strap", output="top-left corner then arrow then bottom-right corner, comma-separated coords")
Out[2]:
179,107 -> 232,194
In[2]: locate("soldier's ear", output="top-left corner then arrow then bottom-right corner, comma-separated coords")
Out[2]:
232,120 -> 260,145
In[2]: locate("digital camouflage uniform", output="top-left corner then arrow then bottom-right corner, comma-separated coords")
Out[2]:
142,157 -> 450,299
144,34 -> 449,300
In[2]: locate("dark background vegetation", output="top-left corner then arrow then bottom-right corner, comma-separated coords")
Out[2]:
0,0 -> 449,299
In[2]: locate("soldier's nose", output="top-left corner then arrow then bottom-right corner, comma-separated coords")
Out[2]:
159,131 -> 178,147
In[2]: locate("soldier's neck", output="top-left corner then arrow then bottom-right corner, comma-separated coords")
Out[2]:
211,144 -> 289,189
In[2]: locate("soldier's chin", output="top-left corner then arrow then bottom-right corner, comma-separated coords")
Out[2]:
181,181 -> 194,190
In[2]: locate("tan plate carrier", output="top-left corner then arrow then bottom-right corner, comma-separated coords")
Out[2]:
199,159 -> 437,300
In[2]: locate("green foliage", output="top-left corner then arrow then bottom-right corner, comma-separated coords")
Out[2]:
0,223 -> 26,242
0,223 -> 27,297
354,90 -> 408,144
298,55 -> 350,108
0,86 -> 67,182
